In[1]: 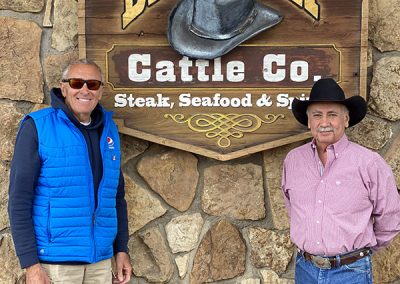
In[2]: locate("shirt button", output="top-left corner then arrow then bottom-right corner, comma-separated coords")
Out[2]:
316,220 -> 320,224
320,180 -> 324,183
318,200 -> 322,204
317,241 -> 320,245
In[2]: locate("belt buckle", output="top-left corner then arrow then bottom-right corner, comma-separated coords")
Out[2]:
311,255 -> 332,269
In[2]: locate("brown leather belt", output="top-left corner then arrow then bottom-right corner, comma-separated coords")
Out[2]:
299,248 -> 371,269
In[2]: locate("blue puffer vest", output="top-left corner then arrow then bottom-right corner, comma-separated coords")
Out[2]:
27,107 -> 121,263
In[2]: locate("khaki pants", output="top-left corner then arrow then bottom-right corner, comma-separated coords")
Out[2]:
41,258 -> 112,284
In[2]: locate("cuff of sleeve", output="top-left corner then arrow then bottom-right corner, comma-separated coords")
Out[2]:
18,251 -> 40,269
113,241 -> 129,255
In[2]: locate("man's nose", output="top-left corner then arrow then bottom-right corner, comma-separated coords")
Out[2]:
320,115 -> 330,125
80,83 -> 90,93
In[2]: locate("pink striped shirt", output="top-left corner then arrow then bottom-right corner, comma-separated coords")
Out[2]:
282,134 -> 400,256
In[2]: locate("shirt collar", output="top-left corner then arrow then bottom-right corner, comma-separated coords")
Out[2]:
310,134 -> 349,159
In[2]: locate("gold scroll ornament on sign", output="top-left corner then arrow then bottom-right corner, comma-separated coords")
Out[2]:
165,113 -> 286,148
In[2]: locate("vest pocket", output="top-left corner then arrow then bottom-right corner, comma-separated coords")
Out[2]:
47,201 -> 52,243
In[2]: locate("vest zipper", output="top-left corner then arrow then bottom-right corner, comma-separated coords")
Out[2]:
70,114 -> 111,263
92,212 -> 96,262
72,123 -> 97,263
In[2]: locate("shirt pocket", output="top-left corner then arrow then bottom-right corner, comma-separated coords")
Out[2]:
325,178 -> 370,214
286,177 -> 319,207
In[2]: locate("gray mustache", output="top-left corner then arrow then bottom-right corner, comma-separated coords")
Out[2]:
317,127 -> 334,132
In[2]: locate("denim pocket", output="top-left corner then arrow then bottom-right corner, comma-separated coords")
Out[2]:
296,253 -> 305,265
340,256 -> 372,284
343,256 -> 371,273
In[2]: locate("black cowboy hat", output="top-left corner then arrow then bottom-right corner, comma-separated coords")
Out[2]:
168,0 -> 283,60
292,78 -> 367,127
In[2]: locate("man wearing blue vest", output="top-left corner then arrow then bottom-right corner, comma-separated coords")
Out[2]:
8,59 -> 132,283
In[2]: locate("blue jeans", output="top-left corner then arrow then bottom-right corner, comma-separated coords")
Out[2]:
295,253 -> 373,284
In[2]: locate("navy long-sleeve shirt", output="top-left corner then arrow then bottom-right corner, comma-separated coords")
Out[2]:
8,88 -> 129,268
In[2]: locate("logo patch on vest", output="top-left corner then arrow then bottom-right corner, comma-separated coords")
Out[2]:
107,137 -> 115,149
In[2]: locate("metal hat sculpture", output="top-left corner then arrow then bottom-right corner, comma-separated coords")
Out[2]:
168,0 -> 283,59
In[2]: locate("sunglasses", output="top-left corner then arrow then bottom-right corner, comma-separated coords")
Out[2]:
62,78 -> 103,90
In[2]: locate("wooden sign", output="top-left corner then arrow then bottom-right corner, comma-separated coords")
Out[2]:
79,0 -> 368,161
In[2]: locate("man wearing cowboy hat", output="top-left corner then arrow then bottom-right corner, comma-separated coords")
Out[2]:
281,78 -> 400,283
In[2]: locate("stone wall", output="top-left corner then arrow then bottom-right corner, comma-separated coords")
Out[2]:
0,0 -> 399,283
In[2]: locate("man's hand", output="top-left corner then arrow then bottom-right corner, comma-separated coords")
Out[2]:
26,263 -> 51,284
113,252 -> 132,284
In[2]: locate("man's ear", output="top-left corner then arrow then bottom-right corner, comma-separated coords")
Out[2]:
345,114 -> 350,128
60,82 -> 67,98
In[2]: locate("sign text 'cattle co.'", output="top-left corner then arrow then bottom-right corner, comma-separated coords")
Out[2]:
109,45 -> 338,110
80,0 -> 367,160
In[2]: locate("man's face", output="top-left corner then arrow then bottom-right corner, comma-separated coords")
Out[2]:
307,102 -> 349,149
60,64 -> 103,122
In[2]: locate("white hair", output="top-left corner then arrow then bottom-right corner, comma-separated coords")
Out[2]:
62,58 -> 104,82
